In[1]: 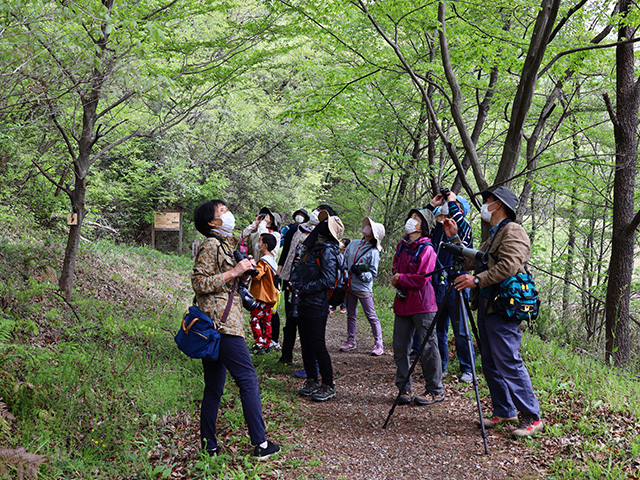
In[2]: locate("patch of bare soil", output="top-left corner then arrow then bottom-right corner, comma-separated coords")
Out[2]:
273,312 -> 547,479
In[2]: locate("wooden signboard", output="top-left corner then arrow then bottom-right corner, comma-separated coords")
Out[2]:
152,210 -> 183,255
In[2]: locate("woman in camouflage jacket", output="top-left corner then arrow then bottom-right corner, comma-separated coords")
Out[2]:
191,200 -> 280,459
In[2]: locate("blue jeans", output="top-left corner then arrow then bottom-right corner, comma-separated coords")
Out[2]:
478,298 -> 540,420
436,288 -> 476,374
201,334 -> 267,452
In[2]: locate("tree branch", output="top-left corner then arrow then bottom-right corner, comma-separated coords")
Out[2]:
312,69 -> 381,114
141,0 -> 179,21
31,159 -> 71,197
629,209 -> 640,233
540,37 -> 640,77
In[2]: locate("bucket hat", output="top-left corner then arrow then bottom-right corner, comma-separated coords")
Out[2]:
408,208 -> 436,237
327,216 -> 344,241
362,217 -> 385,251
480,186 -> 518,219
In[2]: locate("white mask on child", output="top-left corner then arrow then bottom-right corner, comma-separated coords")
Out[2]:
405,218 -> 419,234
295,214 -> 305,224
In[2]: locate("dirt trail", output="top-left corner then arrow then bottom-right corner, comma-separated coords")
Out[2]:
273,312 -> 546,479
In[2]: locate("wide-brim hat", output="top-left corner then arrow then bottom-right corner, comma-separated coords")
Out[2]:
293,208 -> 309,222
408,208 -> 436,236
328,216 -> 344,241
271,212 -> 282,231
480,186 -> 518,219
362,217 -> 385,251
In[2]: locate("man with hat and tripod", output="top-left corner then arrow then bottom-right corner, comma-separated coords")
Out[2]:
447,186 -> 544,438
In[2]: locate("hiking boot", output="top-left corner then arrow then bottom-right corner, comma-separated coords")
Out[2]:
414,391 -> 445,406
481,415 -> 519,429
398,389 -> 412,405
252,440 -> 280,460
460,372 -> 473,383
270,341 -> 281,350
310,384 -> 336,402
339,307 -> 347,314
371,344 -> 384,356
298,379 -> 321,397
339,340 -> 356,352
277,357 -> 293,366
512,416 -> 544,438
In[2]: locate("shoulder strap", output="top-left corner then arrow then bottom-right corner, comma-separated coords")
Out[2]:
219,278 -> 238,324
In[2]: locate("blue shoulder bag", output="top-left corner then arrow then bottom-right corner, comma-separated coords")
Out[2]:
175,280 -> 237,361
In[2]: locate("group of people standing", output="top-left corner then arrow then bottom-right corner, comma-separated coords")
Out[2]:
188,185 -> 543,459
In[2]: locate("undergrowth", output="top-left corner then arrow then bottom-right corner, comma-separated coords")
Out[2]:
1,215 -> 640,479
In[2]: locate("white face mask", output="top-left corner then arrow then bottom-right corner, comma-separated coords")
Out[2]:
308,210 -> 319,226
480,200 -> 498,223
405,218 -> 419,234
216,211 -> 236,234
295,214 -> 305,224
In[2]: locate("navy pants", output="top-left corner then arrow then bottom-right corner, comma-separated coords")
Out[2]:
478,298 -> 540,420
201,334 -> 266,452
436,288 -> 476,374
298,311 -> 333,387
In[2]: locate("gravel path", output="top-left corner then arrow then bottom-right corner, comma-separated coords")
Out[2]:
273,311 -> 546,479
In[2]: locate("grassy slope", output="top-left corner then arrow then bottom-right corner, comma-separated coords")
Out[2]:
1,212 -> 640,479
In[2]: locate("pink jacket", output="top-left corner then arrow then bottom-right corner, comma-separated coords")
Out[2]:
392,235 -> 437,315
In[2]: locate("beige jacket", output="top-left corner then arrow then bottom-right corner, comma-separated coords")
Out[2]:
465,220 -> 531,313
191,235 -> 245,337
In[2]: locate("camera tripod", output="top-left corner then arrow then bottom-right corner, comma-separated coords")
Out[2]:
382,268 -> 489,455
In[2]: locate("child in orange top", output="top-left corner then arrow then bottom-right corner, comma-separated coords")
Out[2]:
249,233 -> 278,354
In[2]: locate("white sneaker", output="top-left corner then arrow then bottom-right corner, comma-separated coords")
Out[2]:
460,372 -> 473,383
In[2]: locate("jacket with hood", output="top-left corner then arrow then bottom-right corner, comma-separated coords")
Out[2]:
289,239 -> 339,314
392,235 -> 437,315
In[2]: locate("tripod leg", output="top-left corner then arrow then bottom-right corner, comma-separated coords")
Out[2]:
383,282 -> 454,429
457,288 -> 489,454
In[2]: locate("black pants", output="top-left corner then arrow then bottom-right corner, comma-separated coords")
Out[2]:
298,311 -> 333,387
280,286 -> 297,362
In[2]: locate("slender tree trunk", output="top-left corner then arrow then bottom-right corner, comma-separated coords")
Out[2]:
563,187 -> 577,319
603,0 -> 640,366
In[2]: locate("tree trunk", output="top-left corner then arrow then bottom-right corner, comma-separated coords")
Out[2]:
604,0 -> 640,366
59,176 -> 87,297
494,0 -> 561,186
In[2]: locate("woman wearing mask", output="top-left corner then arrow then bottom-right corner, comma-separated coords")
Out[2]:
192,200 -> 280,459
339,217 -> 386,356
391,208 -> 444,406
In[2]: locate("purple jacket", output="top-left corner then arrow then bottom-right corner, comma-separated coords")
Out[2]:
392,235 -> 437,315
